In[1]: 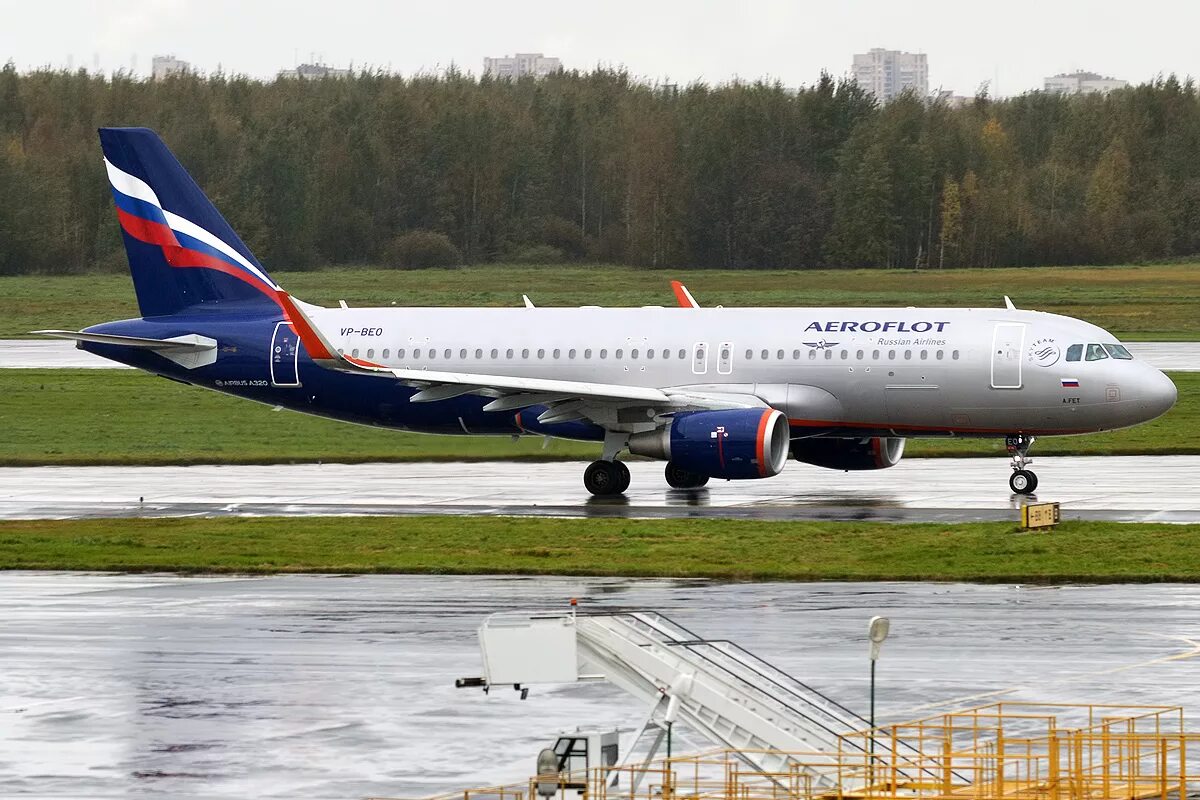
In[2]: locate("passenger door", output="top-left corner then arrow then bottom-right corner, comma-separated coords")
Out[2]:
270,322 -> 300,386
990,323 -> 1024,389
692,342 -> 709,375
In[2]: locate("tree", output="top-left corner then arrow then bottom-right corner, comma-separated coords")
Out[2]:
938,178 -> 962,268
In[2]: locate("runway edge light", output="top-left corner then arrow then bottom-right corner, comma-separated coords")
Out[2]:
1021,501 -> 1061,530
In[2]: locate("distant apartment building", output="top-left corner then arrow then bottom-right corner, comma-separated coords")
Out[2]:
279,62 -> 352,79
483,53 -> 561,79
1044,71 -> 1128,94
151,55 -> 191,81
852,48 -> 928,104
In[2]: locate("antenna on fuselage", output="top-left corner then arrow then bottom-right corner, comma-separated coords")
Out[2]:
1004,295 -> 1016,310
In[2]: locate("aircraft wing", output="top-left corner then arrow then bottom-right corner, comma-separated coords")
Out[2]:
277,293 -> 764,426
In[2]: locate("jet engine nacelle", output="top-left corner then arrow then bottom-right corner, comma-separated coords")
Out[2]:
790,437 -> 905,470
628,408 -> 790,479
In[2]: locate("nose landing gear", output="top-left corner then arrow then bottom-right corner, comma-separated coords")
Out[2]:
1006,434 -> 1038,495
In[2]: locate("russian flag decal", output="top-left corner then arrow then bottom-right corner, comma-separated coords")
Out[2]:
1061,378 -> 1080,388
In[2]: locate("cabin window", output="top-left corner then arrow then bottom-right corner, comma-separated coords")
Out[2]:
1066,344 -> 1083,362
398,348 -> 406,359
600,349 -> 608,359
366,348 -> 375,358
631,349 -> 639,359
776,349 -> 784,360
809,350 -> 817,360
381,349 -> 390,359
936,350 -> 943,360
825,350 -> 833,360
474,348 -> 482,359
584,349 -> 592,359
444,349 -> 451,359
1104,343 -> 1133,360
568,349 -> 576,359
792,349 -> 801,359
352,348 -> 360,357
1086,343 -> 1109,361
456,348 -> 464,359
663,349 -> 671,359
678,349 -> 686,359
761,349 -> 769,360
490,348 -> 498,358
553,348 -> 561,359
904,350 -> 912,360
856,349 -> 864,360
537,349 -> 545,359
522,348 -> 530,359
412,348 -> 420,358
840,349 -> 848,359
952,350 -> 960,360
615,349 -> 624,359
506,348 -> 514,359
920,350 -> 928,360
647,349 -> 655,359
745,349 -> 753,360
888,349 -> 896,360
873,350 -> 880,359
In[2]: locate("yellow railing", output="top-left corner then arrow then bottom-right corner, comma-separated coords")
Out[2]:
398,702 -> 1200,800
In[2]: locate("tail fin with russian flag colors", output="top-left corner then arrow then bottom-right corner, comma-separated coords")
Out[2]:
99,127 -> 281,318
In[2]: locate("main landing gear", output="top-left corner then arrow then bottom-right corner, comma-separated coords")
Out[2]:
665,462 -> 709,490
1006,434 -> 1038,495
584,460 -> 631,496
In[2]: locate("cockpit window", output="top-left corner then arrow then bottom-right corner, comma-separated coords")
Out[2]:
1065,344 -> 1083,362
1104,343 -> 1133,360
1085,343 -> 1109,361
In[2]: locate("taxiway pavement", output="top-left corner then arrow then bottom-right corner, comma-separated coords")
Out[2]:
1,455 -> 1197,523
3,574 -> 1200,798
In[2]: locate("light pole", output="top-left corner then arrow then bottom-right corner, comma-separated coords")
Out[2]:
867,616 -> 891,785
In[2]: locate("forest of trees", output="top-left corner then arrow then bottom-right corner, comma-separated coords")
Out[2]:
3,61 -> 1200,274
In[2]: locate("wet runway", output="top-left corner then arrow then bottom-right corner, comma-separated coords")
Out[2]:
3,573 -> 1200,799
2,456 -> 1198,523
1,339 -> 1198,370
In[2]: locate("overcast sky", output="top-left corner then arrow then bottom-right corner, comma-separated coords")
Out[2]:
4,0 -> 1198,96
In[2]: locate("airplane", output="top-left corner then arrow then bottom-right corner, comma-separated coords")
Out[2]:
38,128 -> 1178,497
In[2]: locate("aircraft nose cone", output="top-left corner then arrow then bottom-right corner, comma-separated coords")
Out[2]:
1142,369 -> 1177,420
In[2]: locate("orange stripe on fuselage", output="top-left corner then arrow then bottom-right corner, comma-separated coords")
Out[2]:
275,291 -> 333,360
787,417 -> 1093,436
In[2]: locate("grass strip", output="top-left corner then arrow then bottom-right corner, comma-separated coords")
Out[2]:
2,517 -> 1200,583
1,370 -> 1196,466
4,263 -> 1200,340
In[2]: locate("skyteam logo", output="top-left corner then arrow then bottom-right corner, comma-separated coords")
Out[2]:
1028,338 -> 1060,367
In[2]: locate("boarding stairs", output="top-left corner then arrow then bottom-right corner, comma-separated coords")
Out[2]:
465,608 -> 894,788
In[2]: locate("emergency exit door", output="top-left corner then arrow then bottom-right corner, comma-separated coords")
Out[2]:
990,323 -> 1025,389
270,321 -> 300,386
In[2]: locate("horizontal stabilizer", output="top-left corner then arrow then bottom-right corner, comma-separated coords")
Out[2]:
33,330 -> 218,369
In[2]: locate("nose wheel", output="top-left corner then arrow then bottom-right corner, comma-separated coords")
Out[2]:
584,460 -> 631,496
1006,434 -> 1038,495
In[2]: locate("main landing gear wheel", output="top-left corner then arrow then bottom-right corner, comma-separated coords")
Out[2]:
1009,469 -> 1038,495
584,460 -> 628,497
1005,434 -> 1038,495
664,462 -> 709,489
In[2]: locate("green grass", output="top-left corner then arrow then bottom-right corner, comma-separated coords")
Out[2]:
2,516 -> 1200,582
0,369 -> 1195,466
4,262 -> 1200,340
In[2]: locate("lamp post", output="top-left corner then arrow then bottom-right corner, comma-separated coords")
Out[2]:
867,615 -> 890,785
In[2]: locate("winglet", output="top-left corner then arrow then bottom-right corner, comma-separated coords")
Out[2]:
522,294 -> 536,308
671,281 -> 699,308
1004,295 -> 1016,310
275,291 -> 386,372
